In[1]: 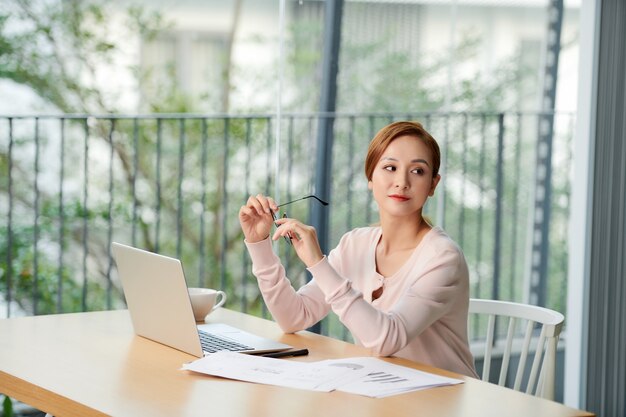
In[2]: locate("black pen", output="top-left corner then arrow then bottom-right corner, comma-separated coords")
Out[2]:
261,348 -> 309,358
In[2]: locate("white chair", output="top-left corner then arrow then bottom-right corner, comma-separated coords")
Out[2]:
468,298 -> 564,400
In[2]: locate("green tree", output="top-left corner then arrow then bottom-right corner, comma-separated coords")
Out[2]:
0,0 -> 274,319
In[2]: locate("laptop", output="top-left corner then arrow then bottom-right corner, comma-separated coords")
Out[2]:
111,242 -> 292,357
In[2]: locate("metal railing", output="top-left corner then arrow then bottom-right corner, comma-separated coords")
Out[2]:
0,111 -> 574,340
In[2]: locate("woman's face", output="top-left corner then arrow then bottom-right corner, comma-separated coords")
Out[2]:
368,135 -> 440,219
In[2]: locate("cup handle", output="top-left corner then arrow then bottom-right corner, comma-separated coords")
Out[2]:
212,291 -> 227,310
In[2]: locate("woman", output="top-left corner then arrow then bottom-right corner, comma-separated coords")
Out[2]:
238,121 -> 477,377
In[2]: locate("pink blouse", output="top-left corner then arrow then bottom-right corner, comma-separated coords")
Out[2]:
245,226 -> 477,377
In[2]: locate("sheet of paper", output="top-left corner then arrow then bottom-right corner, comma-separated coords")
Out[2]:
182,351 -> 369,392
317,357 -> 464,398
182,352 -> 463,398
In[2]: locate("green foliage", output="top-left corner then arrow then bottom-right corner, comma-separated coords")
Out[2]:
0,0 -> 167,113
2,395 -> 13,417
0,200 -> 111,314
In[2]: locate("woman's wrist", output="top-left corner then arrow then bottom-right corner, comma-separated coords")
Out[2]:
244,234 -> 270,244
305,254 -> 325,269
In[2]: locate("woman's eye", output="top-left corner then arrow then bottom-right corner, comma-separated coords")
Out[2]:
412,168 -> 425,175
383,165 -> 396,172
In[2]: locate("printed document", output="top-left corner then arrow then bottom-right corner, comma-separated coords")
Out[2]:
317,357 -> 463,398
182,351 -> 369,392
183,352 -> 463,397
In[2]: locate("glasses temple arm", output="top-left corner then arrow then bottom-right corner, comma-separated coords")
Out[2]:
277,195 -> 329,208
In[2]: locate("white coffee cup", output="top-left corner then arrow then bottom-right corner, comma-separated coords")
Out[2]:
188,288 -> 227,322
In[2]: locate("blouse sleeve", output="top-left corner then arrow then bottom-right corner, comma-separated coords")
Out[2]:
308,246 -> 467,356
245,237 -> 331,333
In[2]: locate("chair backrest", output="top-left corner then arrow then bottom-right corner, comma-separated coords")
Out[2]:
468,298 -> 565,400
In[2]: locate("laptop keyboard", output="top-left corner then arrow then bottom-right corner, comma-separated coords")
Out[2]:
198,329 -> 253,353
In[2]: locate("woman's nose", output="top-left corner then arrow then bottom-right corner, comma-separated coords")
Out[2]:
395,173 -> 409,189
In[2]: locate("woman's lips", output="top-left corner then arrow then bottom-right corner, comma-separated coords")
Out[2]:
388,194 -> 410,202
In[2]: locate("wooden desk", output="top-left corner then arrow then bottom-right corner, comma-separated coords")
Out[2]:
0,309 -> 592,417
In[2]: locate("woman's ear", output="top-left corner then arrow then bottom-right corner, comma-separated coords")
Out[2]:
368,180 -> 373,190
429,174 -> 441,196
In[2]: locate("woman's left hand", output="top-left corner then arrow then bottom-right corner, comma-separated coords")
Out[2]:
273,217 -> 324,268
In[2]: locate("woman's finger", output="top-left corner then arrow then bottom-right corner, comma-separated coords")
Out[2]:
246,195 -> 266,216
239,204 -> 262,220
273,219 -> 314,241
272,219 -> 323,267
252,194 -> 279,215
267,196 -> 278,212
272,218 -> 292,240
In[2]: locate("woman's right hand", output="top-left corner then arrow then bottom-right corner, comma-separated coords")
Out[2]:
238,194 -> 278,243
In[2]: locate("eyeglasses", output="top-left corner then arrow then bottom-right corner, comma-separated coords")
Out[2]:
270,195 -> 329,244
